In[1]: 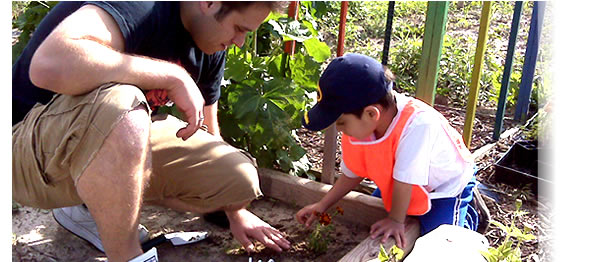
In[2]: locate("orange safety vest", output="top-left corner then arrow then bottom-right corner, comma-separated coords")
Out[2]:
341,98 -> 472,215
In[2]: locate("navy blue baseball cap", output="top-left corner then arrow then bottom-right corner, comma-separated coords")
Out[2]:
302,53 -> 392,131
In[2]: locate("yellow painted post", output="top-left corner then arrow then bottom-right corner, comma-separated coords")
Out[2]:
463,2 -> 492,148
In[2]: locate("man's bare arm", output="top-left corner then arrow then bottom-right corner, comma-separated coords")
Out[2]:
30,4 -> 191,95
30,4 -> 205,140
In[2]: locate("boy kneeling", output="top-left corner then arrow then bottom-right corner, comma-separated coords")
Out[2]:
296,53 -> 480,249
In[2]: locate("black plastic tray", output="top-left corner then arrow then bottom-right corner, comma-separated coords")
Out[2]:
494,141 -> 551,193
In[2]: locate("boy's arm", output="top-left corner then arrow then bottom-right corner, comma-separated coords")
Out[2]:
369,179 -> 412,248
296,174 -> 363,227
388,180 -> 412,223
319,174 -> 364,210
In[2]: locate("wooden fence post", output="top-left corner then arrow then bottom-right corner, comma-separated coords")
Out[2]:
321,1 -> 349,185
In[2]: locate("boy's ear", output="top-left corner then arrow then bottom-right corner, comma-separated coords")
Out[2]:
198,1 -> 222,16
363,105 -> 381,121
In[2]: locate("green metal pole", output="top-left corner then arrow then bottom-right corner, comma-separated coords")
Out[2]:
493,1 -> 523,141
463,1 -> 492,148
415,1 -> 449,106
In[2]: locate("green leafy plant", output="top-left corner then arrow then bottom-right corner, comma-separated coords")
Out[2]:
481,199 -> 536,262
218,3 -> 331,177
378,244 -> 405,262
521,104 -> 551,145
12,1 -> 58,64
307,206 -> 344,255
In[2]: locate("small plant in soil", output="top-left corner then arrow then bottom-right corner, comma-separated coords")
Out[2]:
378,244 -> 404,262
481,199 -> 536,262
307,206 -> 344,255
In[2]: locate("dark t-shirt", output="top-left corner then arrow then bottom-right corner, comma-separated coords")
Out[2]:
12,1 -> 226,125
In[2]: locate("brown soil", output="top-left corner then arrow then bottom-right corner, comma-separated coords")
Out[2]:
13,105 -> 552,261
12,196 -> 370,262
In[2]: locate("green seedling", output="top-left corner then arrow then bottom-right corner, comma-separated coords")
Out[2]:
307,206 -> 343,255
481,199 -> 536,262
378,244 -> 404,262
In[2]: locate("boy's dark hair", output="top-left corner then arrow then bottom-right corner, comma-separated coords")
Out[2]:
215,2 -> 289,21
345,66 -> 397,118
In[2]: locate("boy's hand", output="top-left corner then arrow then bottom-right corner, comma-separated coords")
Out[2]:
369,217 -> 407,249
296,203 -> 326,228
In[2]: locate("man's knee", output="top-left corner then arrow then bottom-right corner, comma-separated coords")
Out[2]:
11,83 -> 152,209
72,83 -> 152,182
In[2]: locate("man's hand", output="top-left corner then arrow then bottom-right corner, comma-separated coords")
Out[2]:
226,208 -> 290,253
295,202 -> 327,228
369,217 -> 408,249
164,68 -> 206,140
28,3 -> 206,141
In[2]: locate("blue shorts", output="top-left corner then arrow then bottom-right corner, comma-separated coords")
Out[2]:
372,174 -> 479,235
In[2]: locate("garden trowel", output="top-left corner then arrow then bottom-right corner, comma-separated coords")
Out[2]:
141,231 -> 209,252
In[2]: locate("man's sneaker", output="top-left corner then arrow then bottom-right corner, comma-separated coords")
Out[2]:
52,204 -> 150,253
130,247 -> 158,262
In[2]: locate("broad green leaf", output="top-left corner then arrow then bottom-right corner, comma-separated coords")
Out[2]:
276,150 -> 292,172
301,19 -> 319,37
289,141 -> 307,159
480,250 -> 498,262
488,220 -> 509,234
289,153 -> 311,177
290,53 -> 322,91
267,54 -> 285,77
304,38 -> 331,63
389,245 -> 404,260
519,233 -> 537,242
225,53 -> 250,81
283,20 -> 311,42
234,93 -> 261,119
269,18 -> 312,42
509,226 -> 525,239
378,244 -> 389,262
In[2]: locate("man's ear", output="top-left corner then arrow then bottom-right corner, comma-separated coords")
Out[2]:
363,105 -> 381,121
198,1 -> 222,16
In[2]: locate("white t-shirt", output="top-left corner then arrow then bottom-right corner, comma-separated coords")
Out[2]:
341,91 -> 474,199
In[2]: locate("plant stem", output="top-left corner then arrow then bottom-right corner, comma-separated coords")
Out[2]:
252,30 -> 258,57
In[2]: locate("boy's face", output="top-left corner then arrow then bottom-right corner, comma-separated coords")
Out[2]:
335,111 -> 378,140
181,2 -> 271,54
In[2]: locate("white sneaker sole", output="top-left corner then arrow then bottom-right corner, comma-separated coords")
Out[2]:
52,207 -> 106,252
52,207 -> 150,253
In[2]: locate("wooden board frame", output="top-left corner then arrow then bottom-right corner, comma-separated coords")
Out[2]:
258,168 -> 387,227
257,168 -> 420,261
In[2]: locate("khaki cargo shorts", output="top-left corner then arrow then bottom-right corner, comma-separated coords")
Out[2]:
12,83 -> 262,209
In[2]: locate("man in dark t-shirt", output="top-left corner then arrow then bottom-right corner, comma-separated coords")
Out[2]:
12,2 -> 289,261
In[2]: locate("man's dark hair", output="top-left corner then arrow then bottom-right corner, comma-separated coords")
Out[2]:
215,2 -> 289,21
345,66 -> 397,118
